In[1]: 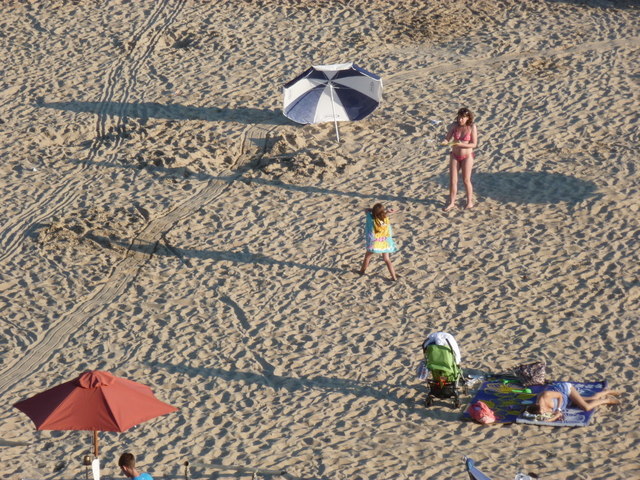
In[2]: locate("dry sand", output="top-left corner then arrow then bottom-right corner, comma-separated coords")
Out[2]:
1,0 -> 639,479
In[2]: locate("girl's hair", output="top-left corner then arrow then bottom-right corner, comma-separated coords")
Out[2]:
372,203 -> 386,222
526,404 -> 541,415
456,107 -> 474,125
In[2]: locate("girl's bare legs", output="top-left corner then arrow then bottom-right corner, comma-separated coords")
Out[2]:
359,251 -> 373,275
443,154 -> 458,212
462,155 -> 474,209
569,387 -> 621,411
382,253 -> 397,281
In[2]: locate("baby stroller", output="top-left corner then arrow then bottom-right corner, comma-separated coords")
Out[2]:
421,332 -> 466,408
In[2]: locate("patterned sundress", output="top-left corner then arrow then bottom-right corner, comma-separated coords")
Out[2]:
364,212 -> 397,254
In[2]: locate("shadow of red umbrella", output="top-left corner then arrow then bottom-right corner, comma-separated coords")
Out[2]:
14,370 -> 177,457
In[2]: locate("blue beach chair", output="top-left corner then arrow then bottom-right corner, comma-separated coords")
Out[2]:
464,457 -> 538,480
464,456 -> 493,480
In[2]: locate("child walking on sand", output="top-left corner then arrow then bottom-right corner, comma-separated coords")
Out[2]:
359,203 -> 398,281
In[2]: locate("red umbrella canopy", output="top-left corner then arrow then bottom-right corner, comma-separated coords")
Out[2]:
14,370 -> 177,432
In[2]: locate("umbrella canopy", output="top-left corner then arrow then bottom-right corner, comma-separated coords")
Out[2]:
283,62 -> 382,140
14,370 -> 177,456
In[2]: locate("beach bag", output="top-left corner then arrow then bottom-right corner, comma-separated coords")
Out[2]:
467,401 -> 496,425
514,361 -> 546,386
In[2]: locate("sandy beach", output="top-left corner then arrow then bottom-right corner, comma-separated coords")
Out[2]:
1,1 -> 639,478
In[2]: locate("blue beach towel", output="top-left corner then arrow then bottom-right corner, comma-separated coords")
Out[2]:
464,380 -> 608,426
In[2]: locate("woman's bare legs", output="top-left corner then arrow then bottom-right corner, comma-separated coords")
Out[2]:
443,154 -> 458,211
582,390 -> 621,401
569,387 -> 621,411
382,253 -> 397,281
462,155 -> 474,209
359,251 -> 373,275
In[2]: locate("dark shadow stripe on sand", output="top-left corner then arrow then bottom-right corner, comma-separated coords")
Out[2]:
38,100 -> 288,125
437,171 -> 599,204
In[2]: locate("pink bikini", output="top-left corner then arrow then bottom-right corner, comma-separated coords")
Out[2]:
452,128 -> 474,163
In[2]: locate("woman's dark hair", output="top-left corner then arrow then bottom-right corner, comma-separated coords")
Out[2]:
456,107 -> 474,125
372,203 -> 387,222
526,404 -> 541,415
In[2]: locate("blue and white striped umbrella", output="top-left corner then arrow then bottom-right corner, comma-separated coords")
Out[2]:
283,62 -> 383,141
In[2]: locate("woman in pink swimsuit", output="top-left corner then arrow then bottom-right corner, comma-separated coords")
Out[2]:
442,108 -> 478,211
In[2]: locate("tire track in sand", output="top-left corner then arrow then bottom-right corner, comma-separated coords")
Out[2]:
0,123 -> 275,398
0,0 -> 186,267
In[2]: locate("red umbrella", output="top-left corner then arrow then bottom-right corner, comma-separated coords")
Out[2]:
14,370 -> 177,457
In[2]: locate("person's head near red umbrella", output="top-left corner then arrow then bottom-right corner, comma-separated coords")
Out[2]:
118,452 -> 153,480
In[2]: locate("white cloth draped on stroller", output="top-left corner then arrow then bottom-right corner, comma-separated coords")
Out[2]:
422,331 -> 462,364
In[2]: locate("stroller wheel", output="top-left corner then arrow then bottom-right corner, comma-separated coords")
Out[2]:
454,398 -> 461,408
425,396 -> 433,407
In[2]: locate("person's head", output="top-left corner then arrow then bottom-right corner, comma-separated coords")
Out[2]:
372,203 -> 386,222
118,453 -> 138,478
456,107 -> 474,126
526,404 -> 541,415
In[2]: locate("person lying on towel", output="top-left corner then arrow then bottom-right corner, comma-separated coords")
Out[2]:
526,382 -> 621,421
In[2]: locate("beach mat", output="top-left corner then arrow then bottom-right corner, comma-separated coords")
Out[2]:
463,380 -> 537,424
464,380 -> 608,425
515,381 -> 607,427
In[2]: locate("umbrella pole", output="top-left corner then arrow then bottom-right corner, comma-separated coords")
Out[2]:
93,431 -> 99,458
329,83 -> 340,143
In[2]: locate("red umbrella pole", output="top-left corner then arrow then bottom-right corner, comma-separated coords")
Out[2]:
93,430 -> 99,457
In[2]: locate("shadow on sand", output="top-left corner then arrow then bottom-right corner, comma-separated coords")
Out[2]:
439,171 -> 599,204
68,154 -> 439,208
85,232 -> 346,274
150,361 -> 461,423
547,0 -> 638,9
38,100 -> 288,125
